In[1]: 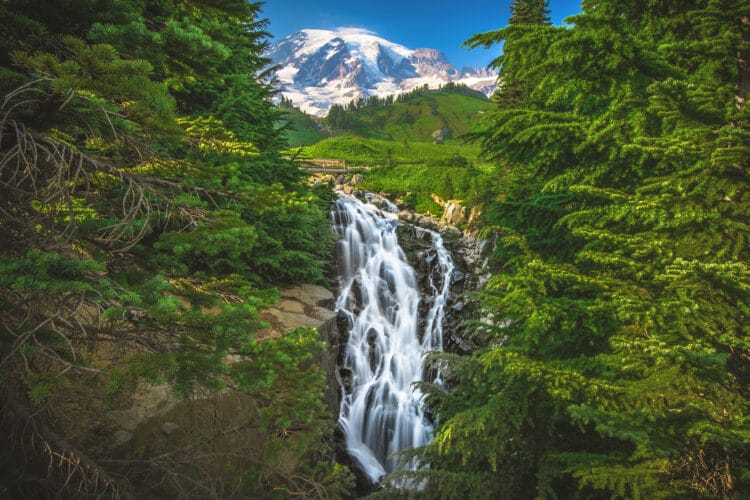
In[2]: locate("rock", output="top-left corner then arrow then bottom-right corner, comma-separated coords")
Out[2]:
339,367 -> 353,391
430,193 -> 447,207
161,422 -> 179,436
112,430 -> 133,446
258,284 -> 336,339
109,383 -> 178,431
467,205 -> 482,227
343,184 -> 354,194
441,200 -> 467,226
441,225 -> 462,239
272,299 -> 305,314
335,174 -> 345,185
398,210 -> 414,222
284,284 -> 334,306
311,306 -> 337,322
351,173 -> 364,185
431,127 -> 450,144
268,310 -> 327,331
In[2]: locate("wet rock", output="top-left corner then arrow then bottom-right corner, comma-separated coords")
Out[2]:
339,367 -> 353,391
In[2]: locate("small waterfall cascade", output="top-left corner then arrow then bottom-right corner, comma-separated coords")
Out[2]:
332,194 -> 454,483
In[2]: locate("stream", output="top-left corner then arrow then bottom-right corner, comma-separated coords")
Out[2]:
331,193 -> 454,483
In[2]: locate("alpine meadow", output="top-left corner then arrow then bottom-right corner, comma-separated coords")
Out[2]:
0,0 -> 747,499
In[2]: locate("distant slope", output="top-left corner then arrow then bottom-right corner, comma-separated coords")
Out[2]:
279,104 -> 327,147
296,133 -> 482,166
324,84 -> 492,143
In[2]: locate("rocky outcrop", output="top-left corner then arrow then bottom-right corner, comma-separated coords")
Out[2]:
395,221 -> 491,356
258,284 -> 336,340
104,284 -> 338,450
430,193 -> 468,227
431,127 -> 450,144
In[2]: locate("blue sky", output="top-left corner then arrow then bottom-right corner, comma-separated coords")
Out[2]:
262,1 -> 582,68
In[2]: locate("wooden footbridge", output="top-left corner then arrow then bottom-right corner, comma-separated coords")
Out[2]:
292,157 -> 370,174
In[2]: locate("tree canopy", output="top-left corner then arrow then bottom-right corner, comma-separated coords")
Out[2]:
397,1 -> 750,498
0,0 -> 345,497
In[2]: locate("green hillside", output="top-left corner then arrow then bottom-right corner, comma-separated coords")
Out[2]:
287,85 -> 496,211
279,101 -> 327,147
325,83 -> 492,142
295,134 -> 482,166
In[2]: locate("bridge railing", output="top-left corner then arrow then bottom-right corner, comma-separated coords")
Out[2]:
290,158 -> 371,174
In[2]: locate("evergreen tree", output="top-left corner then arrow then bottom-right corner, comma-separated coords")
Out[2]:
0,0 -> 344,496
404,1 -> 750,498
509,0 -> 551,25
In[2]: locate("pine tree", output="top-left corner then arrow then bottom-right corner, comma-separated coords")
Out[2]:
0,1 -> 343,496
409,0 -> 750,498
509,0 -> 551,25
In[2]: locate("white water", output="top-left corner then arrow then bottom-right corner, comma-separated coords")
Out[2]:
332,194 -> 454,483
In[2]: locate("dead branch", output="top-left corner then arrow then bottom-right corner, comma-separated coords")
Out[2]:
1,395 -> 130,499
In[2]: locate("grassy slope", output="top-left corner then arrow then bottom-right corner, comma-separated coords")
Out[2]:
295,134 -> 482,166
286,86 -> 499,218
280,106 -> 326,147
292,87 -> 493,164
340,87 -> 492,142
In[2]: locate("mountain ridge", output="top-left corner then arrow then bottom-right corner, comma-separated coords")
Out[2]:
267,28 -> 497,116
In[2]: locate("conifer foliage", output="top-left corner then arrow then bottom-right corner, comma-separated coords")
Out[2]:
406,1 -> 750,498
509,0 -> 551,25
0,1 -> 344,497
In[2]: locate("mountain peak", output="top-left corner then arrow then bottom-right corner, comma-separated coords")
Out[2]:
267,29 -> 496,116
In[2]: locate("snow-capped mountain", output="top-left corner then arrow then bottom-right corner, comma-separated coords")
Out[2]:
266,28 -> 497,116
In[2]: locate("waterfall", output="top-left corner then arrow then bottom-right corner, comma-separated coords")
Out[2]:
332,194 -> 454,483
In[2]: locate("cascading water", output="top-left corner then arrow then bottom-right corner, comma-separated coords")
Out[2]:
332,194 -> 454,483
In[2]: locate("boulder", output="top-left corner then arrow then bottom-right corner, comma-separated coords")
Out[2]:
431,127 -> 450,144
441,200 -> 467,226
258,284 -> 337,340
351,173 -> 364,185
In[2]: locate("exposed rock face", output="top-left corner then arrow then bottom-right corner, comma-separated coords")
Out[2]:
394,220 -> 490,356
431,127 -> 450,144
258,284 -> 336,340
441,201 -> 467,226
104,284 -> 339,452
409,48 -> 461,79
429,194 -> 467,226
